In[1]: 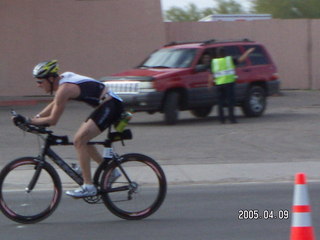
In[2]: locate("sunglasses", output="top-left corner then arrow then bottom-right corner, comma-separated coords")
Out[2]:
36,78 -> 47,84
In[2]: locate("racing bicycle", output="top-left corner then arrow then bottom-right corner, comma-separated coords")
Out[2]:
0,111 -> 167,224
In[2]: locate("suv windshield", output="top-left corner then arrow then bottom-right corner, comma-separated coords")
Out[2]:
139,48 -> 197,68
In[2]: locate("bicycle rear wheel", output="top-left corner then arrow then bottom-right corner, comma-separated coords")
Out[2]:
0,157 -> 62,224
100,153 -> 167,220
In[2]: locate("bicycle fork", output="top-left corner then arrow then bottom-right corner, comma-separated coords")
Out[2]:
25,159 -> 44,193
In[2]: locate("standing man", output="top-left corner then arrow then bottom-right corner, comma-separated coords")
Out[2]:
28,60 -> 123,197
209,47 -> 254,123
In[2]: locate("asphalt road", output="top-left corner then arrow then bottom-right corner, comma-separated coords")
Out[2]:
0,183 -> 319,240
1,90 -> 320,167
1,91 -> 320,239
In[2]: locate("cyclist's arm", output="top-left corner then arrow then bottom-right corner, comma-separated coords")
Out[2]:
31,84 -> 80,126
36,101 -> 55,118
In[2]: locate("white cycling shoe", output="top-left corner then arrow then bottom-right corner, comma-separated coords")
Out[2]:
66,184 -> 97,198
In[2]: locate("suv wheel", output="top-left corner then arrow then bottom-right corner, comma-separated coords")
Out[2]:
190,106 -> 212,118
241,86 -> 266,117
163,92 -> 179,125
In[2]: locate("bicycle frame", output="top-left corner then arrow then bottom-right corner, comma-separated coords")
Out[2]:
36,133 -> 108,187
35,129 -> 132,190
1,111 -> 166,223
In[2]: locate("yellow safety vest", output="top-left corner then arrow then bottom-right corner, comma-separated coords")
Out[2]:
212,56 -> 236,85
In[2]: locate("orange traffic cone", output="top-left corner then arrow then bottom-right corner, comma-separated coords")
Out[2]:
290,173 -> 316,240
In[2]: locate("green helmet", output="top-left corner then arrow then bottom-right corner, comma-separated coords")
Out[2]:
33,60 -> 59,78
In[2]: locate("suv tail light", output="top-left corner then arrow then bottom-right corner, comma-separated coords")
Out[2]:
271,73 -> 279,80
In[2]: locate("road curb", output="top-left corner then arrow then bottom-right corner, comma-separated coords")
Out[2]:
0,97 -> 52,107
6,161 -> 320,190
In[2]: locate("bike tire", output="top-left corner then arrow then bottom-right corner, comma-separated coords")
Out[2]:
0,157 -> 62,224
100,153 -> 167,220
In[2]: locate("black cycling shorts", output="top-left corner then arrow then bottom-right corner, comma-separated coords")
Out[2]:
86,98 -> 123,132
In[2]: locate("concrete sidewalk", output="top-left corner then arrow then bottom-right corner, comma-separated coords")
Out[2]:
6,160 -> 320,191
166,161 -> 320,185
60,161 -> 320,187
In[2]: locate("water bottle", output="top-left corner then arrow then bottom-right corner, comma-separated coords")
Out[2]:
71,163 -> 82,176
115,111 -> 132,132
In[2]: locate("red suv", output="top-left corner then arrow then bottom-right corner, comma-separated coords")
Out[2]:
102,39 -> 280,124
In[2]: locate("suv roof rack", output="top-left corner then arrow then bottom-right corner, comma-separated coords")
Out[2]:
164,38 -> 253,47
163,41 -> 202,47
201,38 -> 253,45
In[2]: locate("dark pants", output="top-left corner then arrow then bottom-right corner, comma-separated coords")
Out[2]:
216,82 -> 236,123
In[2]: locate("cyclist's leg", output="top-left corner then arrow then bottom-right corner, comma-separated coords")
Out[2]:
66,120 -> 101,197
88,145 -> 103,164
74,120 -> 102,185
70,99 -> 123,194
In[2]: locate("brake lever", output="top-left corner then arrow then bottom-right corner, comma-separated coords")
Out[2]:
10,109 -> 52,134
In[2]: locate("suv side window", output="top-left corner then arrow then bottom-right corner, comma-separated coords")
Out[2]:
243,45 -> 269,65
223,46 -> 246,67
197,48 -> 216,69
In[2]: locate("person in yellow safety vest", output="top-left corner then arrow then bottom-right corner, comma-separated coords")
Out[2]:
208,47 -> 255,123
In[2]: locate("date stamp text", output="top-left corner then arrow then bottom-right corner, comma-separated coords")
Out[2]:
238,209 -> 289,220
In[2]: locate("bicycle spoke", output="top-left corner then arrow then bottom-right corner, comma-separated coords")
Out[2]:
101,154 -> 166,220
0,158 -> 61,224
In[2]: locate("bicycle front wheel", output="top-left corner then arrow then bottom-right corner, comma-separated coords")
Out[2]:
0,157 -> 62,224
100,153 -> 167,220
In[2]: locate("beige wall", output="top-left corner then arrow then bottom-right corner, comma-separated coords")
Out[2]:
2,1 -> 320,96
310,20 -> 320,89
0,0 -> 165,96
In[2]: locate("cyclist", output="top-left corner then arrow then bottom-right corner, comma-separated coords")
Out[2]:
23,60 -> 123,197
